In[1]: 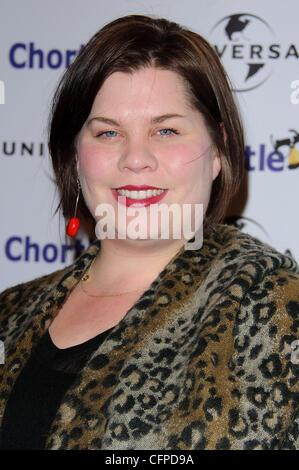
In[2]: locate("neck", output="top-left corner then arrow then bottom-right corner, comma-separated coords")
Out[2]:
90,238 -> 186,290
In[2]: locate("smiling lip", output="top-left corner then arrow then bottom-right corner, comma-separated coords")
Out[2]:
111,185 -> 168,207
114,185 -> 165,190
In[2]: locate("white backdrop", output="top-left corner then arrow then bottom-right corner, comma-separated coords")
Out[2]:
1,0 -> 298,292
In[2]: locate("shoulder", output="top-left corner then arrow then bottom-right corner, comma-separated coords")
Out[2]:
211,224 -> 297,264
211,228 -> 299,447
199,224 -> 299,334
0,267 -> 68,331
215,226 -> 299,377
207,224 -> 299,281
218,224 -> 299,316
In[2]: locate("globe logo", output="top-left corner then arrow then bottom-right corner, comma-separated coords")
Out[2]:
210,13 -> 275,92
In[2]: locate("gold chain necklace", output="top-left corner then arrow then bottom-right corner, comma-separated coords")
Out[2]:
80,258 -> 149,298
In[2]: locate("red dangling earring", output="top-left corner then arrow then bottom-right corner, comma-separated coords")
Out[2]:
66,178 -> 80,237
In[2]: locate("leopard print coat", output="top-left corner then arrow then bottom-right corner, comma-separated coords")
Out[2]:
0,224 -> 298,450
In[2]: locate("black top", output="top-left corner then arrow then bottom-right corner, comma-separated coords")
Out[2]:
0,328 -> 112,450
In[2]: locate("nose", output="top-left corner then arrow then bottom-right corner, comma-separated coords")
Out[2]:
117,138 -> 158,173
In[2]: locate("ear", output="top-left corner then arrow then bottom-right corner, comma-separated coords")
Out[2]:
212,149 -> 221,181
211,121 -> 225,180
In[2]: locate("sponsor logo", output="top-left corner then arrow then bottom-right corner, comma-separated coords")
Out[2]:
9,42 -> 84,69
245,129 -> 299,171
210,13 -> 299,92
5,236 -> 89,263
0,141 -> 46,157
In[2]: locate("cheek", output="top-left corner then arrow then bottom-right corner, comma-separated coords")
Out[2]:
160,143 -> 212,183
77,142 -> 112,180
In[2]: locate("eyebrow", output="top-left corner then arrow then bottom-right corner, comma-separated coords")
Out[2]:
88,113 -> 185,126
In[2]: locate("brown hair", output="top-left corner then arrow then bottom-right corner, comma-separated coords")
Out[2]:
48,14 -> 245,229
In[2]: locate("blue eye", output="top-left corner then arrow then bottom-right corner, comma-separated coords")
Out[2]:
97,130 -> 118,138
158,128 -> 178,136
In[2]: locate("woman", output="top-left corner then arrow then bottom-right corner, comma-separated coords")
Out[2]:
0,15 -> 298,450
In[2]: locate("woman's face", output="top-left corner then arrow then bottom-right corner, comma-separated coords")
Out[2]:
76,67 -> 221,243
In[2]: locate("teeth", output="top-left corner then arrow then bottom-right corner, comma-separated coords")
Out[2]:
116,189 -> 166,199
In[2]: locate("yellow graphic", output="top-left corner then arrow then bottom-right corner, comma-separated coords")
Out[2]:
288,147 -> 299,169
271,129 -> 299,170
